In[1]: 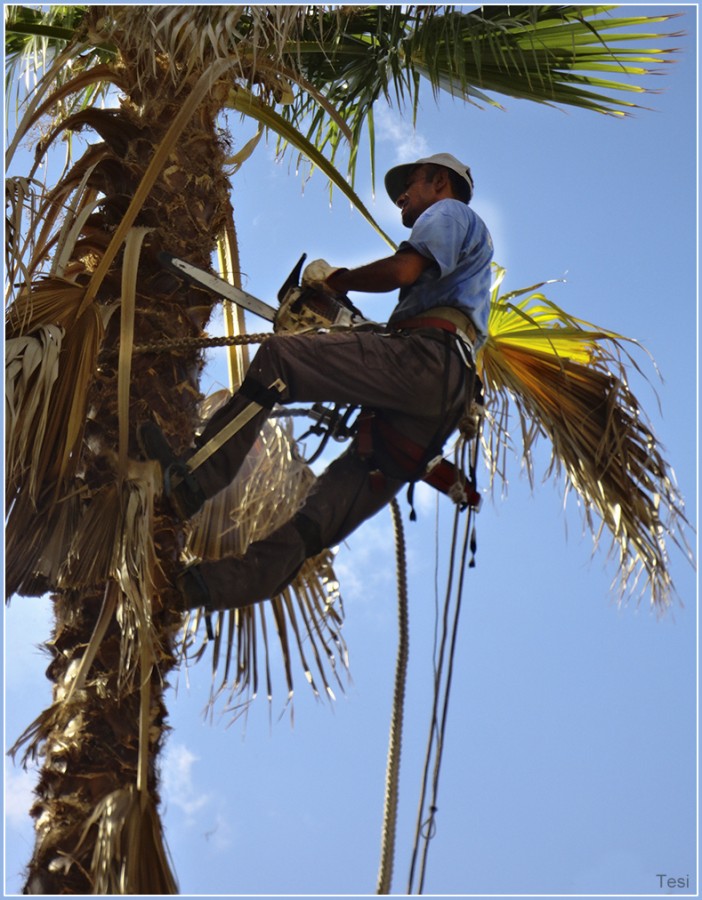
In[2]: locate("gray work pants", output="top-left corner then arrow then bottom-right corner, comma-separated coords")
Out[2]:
193,327 -> 474,609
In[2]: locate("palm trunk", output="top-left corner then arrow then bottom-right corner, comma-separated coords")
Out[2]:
9,42 -> 232,891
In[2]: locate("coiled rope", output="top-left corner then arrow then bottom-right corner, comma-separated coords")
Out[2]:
376,498 -> 410,895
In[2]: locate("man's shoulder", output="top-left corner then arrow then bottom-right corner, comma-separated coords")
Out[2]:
411,200 -> 486,244
416,198 -> 479,228
432,197 -> 471,216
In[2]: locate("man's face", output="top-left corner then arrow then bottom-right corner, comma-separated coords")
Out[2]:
395,165 -> 438,227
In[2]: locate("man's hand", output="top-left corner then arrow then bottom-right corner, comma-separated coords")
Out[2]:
303,248 -> 434,297
301,259 -> 346,297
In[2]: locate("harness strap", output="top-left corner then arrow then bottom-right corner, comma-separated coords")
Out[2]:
356,412 -> 480,510
186,377 -> 286,473
393,316 -> 460,334
391,316 -> 476,366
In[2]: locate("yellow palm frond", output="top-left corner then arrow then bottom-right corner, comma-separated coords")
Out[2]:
478,266 -> 692,609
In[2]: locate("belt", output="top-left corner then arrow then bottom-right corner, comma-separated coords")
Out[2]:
391,307 -> 478,359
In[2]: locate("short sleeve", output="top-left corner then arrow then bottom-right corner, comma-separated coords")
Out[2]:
400,200 -> 475,278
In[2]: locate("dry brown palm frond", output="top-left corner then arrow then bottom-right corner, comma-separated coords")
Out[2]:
5,31 -> 109,167
6,278 -> 113,500
180,400 -> 348,714
5,144 -> 112,289
7,63 -> 127,181
74,786 -> 177,894
11,471 -> 160,758
5,324 -> 63,503
5,488 -> 82,598
6,424 -> 156,604
5,175 -> 45,293
100,5 -> 309,94
52,466 -> 162,693
479,267 -> 693,609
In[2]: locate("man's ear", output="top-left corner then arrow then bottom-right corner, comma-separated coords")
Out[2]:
432,167 -> 451,195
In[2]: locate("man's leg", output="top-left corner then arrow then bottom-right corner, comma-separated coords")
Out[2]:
143,327 -> 469,522
186,446 -> 403,610
192,328 -> 468,499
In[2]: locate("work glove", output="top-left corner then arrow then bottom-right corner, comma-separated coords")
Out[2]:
301,258 -> 345,297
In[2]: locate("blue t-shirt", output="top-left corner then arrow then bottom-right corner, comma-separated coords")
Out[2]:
388,199 -> 493,345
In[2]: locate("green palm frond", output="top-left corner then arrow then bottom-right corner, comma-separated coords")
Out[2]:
479,266 -> 692,609
284,5 -> 680,190
6,6 -> 681,197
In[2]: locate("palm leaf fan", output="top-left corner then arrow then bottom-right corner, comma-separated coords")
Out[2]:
181,392 -> 347,718
478,266 -> 691,609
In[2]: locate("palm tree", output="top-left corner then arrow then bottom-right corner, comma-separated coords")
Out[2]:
4,5 -> 689,893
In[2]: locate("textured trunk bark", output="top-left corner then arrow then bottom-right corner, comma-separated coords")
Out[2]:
16,51 -> 232,892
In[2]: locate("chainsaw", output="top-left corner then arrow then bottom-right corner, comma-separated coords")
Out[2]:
158,251 -> 369,333
158,252 -> 481,511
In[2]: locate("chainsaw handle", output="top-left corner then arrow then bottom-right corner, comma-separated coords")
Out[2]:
277,253 -> 307,303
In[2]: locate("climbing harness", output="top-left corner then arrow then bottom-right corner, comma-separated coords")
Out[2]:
356,411 -> 481,513
354,321 -> 482,519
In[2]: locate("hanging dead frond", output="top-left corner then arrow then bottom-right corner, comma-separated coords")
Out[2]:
10,470 -> 161,760
478,266 -> 693,609
6,278 -> 111,501
181,398 -> 348,716
75,786 -> 177,894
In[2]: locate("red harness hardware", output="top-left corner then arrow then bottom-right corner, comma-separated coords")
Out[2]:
356,411 -> 480,510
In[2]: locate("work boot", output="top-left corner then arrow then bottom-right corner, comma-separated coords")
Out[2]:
137,421 -> 206,520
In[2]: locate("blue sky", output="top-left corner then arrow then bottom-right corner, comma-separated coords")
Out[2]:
4,5 -> 698,897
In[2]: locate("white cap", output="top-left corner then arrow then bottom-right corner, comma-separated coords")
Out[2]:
384,152 -> 474,204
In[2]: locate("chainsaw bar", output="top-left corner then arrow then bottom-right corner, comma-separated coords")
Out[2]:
159,252 -> 277,322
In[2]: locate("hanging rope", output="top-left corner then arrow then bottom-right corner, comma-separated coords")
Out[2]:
376,498 -> 410,895
406,428 -> 481,895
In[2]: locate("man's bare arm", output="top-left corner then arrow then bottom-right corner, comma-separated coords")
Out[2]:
327,248 -> 433,294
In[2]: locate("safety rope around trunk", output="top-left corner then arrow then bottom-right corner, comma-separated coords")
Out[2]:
376,498 -> 410,895
133,332 -> 273,353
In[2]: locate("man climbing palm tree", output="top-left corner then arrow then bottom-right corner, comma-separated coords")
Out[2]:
140,152 -> 493,610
